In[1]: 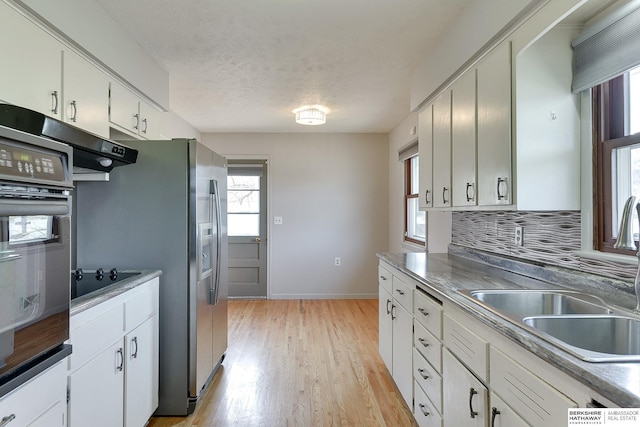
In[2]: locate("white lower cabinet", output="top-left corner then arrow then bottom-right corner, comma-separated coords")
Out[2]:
489,393 -> 528,427
392,300 -> 414,407
414,380 -> 443,427
0,361 -> 67,427
67,277 -> 159,427
443,349 -> 488,427
378,285 -> 393,372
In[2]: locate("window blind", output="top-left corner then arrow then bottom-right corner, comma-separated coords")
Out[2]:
398,141 -> 418,162
572,0 -> 640,92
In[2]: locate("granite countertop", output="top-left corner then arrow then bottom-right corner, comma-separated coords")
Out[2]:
378,251 -> 640,408
70,270 -> 162,316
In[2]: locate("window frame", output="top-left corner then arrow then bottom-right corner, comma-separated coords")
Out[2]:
593,74 -> 640,255
404,155 -> 425,245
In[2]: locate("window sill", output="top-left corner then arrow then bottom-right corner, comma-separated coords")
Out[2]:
402,240 -> 426,252
576,250 -> 638,265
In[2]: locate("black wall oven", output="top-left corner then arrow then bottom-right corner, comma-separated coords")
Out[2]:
0,124 -> 73,397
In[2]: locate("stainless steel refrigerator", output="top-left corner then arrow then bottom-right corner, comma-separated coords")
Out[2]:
75,139 -> 228,415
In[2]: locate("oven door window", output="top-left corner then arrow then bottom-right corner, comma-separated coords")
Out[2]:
8,215 -> 54,244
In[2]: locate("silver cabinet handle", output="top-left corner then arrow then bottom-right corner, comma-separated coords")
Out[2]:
133,113 -> 140,130
418,337 -> 429,347
466,182 -> 475,202
425,189 -> 431,205
497,177 -> 507,200
386,299 -> 391,315
417,368 -> 429,380
442,187 -> 449,204
418,307 -> 429,316
379,275 -> 387,281
418,404 -> 430,417
395,289 -> 405,296
390,304 -> 396,320
69,100 -> 78,122
131,336 -> 138,359
116,348 -> 124,371
469,388 -> 479,418
491,407 -> 501,427
142,118 -> 148,134
51,90 -> 59,114
0,415 -> 16,426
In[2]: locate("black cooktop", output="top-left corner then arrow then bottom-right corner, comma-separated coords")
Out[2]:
71,268 -> 141,300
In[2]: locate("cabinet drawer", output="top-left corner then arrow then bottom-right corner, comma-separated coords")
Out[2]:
443,313 -> 488,382
414,290 -> 442,339
413,348 -> 442,413
124,279 -> 158,331
413,321 -> 442,373
490,347 -> 576,425
69,304 -> 124,372
414,380 -> 443,427
378,264 -> 393,294
0,360 -> 67,427
392,276 -> 413,311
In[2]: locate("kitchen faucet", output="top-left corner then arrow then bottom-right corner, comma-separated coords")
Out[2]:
614,196 -> 640,312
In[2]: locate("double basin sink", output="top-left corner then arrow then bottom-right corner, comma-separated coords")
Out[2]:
459,289 -> 640,362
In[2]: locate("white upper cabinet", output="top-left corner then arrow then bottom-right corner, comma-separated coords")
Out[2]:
432,91 -> 452,208
0,2 -> 62,118
63,49 -> 110,138
477,41 -> 512,206
514,28 -> 580,210
110,81 -> 165,140
418,105 -> 433,209
452,69 -> 477,207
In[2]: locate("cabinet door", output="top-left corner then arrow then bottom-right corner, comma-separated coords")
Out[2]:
418,105 -> 434,209
28,401 -> 65,427
124,315 -> 159,427
109,81 -> 141,135
489,393 -> 528,427
139,100 -> 165,140
432,91 -> 451,208
452,70 -> 477,207
443,350 -> 487,427
0,2 -> 62,118
63,49 -> 110,138
477,42 -> 512,206
68,341 -> 125,427
379,285 -> 393,373
392,302 -> 413,408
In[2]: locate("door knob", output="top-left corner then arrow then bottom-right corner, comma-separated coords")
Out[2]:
255,237 -> 261,243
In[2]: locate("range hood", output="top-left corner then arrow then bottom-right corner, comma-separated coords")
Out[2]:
0,104 -> 138,173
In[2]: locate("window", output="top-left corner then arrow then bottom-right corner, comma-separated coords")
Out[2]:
404,155 -> 425,245
227,175 -> 261,236
594,65 -> 640,254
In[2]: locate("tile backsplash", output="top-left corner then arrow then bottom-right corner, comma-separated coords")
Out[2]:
451,211 -> 636,281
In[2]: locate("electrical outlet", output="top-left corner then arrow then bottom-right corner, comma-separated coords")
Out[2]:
514,226 -> 523,246
274,216 -> 283,225
334,257 -> 341,267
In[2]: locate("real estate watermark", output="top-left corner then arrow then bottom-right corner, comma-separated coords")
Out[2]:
568,408 -> 640,426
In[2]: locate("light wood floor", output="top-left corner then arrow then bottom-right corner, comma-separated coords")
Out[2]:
148,299 -> 417,427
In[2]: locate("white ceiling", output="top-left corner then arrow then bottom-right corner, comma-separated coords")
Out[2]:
93,0 -> 473,133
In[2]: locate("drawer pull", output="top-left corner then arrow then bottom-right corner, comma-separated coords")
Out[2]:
417,368 -> 429,380
418,307 -> 429,316
469,388 -> 479,418
418,337 -> 429,347
0,415 -> 15,426
395,289 -> 405,296
491,407 -> 501,427
379,275 -> 387,281
418,404 -> 430,417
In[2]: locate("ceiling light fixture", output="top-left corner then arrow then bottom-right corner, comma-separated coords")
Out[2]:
293,105 -> 328,125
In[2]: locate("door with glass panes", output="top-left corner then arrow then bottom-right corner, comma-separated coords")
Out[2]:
227,160 -> 268,298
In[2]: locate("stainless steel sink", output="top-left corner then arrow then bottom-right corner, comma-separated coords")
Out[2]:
523,315 -> 640,362
466,289 -> 611,320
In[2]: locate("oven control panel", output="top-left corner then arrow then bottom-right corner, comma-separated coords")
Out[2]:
0,141 -> 66,182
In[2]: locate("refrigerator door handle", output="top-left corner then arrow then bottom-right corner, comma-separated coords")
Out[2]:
210,179 -> 222,305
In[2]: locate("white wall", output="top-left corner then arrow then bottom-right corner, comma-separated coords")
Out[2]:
203,133 -> 389,299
